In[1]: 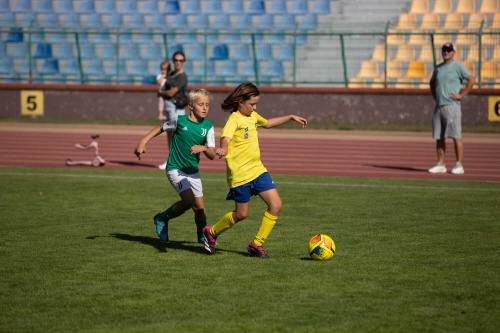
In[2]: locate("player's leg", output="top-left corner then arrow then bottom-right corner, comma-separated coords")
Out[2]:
188,175 -> 208,243
450,105 -> 464,174
429,106 -> 447,173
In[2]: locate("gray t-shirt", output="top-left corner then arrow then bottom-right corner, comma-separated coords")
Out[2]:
430,61 -> 471,107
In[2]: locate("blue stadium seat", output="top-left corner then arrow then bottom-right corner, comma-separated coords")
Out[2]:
21,12 -> 36,27
242,60 -> 256,78
15,0 -> 32,13
12,43 -> 29,58
277,43 -> 294,61
41,58 -> 59,74
256,44 -> 273,60
82,13 -> 102,27
277,14 -> 296,30
149,13 -> 165,28
143,0 -> 159,14
188,43 -> 205,60
61,59 -> 80,75
184,0 -> 201,14
292,0 -> 308,15
220,59 -> 239,77
144,44 -> 163,60
270,0 -> 288,15
55,43 -> 75,58
93,32 -> 111,43
249,0 -> 266,15
100,0 -> 116,14
79,43 -> 95,58
17,58 -> 36,74
172,13 -> 188,26
6,28 -> 24,43
126,13 -> 145,28
121,0 -> 137,14
313,0 -> 331,15
210,44 -> 229,60
224,32 -> 241,44
62,12 -> 80,28
300,13 -> 318,30
78,0 -> 95,14
122,43 -> 141,59
34,43 -> 53,58
213,14 -> 231,29
42,13 -> 59,28
235,14 -> 252,30
0,12 -> 16,27
168,44 -> 184,58
206,0 -> 222,14
0,58 -> 14,75
86,58 -> 104,75
129,59 -> 148,76
37,0 -> 53,13
0,0 -> 10,13
233,44 -> 250,61
191,14 -> 209,29
107,13 -> 123,28
164,1 -> 180,15
30,31 -> 46,43
227,0 -> 244,14
268,33 -> 286,44
265,59 -> 284,77
56,0 -> 73,14
101,43 -> 117,59
257,14 -> 274,30
0,41 -> 6,57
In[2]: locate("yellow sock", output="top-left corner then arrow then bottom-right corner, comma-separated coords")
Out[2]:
211,212 -> 235,236
253,211 -> 278,246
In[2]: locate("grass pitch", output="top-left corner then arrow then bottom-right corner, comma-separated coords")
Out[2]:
1,167 -> 499,332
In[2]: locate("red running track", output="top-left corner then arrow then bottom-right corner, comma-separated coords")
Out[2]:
1,123 -> 499,183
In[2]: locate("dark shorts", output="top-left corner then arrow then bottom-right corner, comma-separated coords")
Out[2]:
226,172 -> 276,203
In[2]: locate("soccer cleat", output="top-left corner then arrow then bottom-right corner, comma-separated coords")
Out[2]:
158,161 -> 167,170
202,226 -> 217,255
153,213 -> 169,242
247,241 -> 270,259
195,220 -> 207,244
451,163 -> 464,175
428,164 -> 447,174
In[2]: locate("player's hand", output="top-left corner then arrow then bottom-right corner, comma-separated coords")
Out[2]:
293,116 -> 308,128
134,144 -> 146,160
190,145 -> 205,154
216,148 -> 227,159
449,93 -> 462,100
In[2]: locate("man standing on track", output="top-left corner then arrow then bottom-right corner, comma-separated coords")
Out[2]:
428,42 -> 475,175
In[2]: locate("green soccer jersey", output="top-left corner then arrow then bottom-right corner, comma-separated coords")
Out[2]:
163,115 -> 215,174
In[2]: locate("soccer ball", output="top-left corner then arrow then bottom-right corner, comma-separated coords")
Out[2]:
308,234 -> 336,260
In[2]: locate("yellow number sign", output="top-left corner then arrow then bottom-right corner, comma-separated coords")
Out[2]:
488,96 -> 500,122
21,91 -> 44,116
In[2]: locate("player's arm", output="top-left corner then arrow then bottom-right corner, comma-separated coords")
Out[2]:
264,115 -> 307,128
134,125 -> 164,160
450,75 -> 475,100
191,146 -> 216,160
429,72 -> 437,100
216,136 -> 231,159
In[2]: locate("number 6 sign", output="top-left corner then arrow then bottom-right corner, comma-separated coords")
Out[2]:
21,91 -> 44,116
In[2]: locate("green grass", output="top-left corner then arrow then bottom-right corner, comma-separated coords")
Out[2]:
1,167 -> 499,332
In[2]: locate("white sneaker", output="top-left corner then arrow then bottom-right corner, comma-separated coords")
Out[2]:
158,161 -> 167,170
451,164 -> 464,175
428,164 -> 447,174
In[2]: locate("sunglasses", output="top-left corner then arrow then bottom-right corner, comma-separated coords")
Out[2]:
173,59 -> 185,62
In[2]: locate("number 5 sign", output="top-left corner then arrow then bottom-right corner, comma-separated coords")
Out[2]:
21,91 -> 44,116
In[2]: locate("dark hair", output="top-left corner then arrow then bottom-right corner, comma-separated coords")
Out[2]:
221,82 -> 260,113
172,51 -> 186,61
160,61 -> 170,71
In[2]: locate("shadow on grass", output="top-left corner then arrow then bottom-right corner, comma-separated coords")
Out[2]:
109,160 -> 158,168
363,164 -> 427,172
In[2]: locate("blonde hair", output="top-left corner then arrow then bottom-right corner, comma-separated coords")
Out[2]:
188,88 -> 210,104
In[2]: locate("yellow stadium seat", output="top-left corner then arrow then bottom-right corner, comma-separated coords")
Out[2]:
419,44 -> 437,62
406,61 -> 428,79
408,33 -> 429,45
482,32 -> 500,46
357,61 -> 380,79
462,61 -> 477,76
455,33 -> 477,46
410,0 -> 430,14
433,33 -> 452,47
466,44 -> 488,62
420,13 -> 441,30
385,61 -> 403,79
396,13 -> 417,30
490,13 -> 500,29
371,44 -> 389,61
479,0 -> 499,13
456,0 -> 476,13
387,33 -> 406,45
433,0 -> 453,13
492,45 -> 500,61
467,13 -> 487,30
395,45 -> 416,61
480,61 -> 499,79
442,13 -> 464,30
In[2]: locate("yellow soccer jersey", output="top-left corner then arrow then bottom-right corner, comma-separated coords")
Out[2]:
221,111 -> 268,188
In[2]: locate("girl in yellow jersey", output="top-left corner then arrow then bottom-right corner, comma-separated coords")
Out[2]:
202,82 -> 307,258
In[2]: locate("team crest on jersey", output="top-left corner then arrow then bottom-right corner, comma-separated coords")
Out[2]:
201,128 -> 207,137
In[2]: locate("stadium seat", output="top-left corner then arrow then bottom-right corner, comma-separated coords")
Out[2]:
482,33 -> 500,46
106,13 -> 123,28
292,0 -> 308,15
99,0 -> 116,14
0,12 -> 15,27
56,0 -> 73,14
395,13 -> 417,30
462,61 -> 476,76
86,58 -> 104,75
79,43 -> 95,58
0,58 -> 14,74
121,0 -> 137,14
37,0 -> 53,13
276,14 -> 296,30
270,0 -> 287,15
188,43 -> 204,60
479,0 -> 499,13
234,14 -> 252,30
126,13 -> 145,28
357,61 -> 379,79
256,44 -> 273,60
101,43 -> 117,59
249,1 -> 266,15
213,14 -> 231,29
15,0 -> 32,13
418,44 -> 436,62
41,58 -> 59,74
230,44 -> 248,61
164,1 -> 181,15
6,28 -> 24,43
420,13 -> 441,30
406,61 -> 427,79
191,14 -> 209,30
394,45 -> 416,61
385,61 -> 403,79
454,33 -> 476,46
432,0 -> 452,13
81,13 -> 102,27
20,12 -> 36,27
481,61 -> 499,79
492,45 -> 500,61
442,13 -> 464,30
456,0 -> 476,13
142,0 -> 159,14
268,32 -> 286,44
410,0 -> 429,14
34,43 -> 53,59
122,43 -> 141,59
41,13 -> 59,28
184,0 -> 202,14
371,44 -> 388,61
220,59 -> 239,77
227,0 -> 244,14
128,59 -> 148,76
265,60 -> 284,78
313,0 -> 331,15
0,0 -> 10,13
61,58 -> 79,75
257,14 -> 275,30
300,13 -> 318,30
491,13 -> 500,29
408,33 -> 429,45
276,43 -> 293,61
168,44 -> 184,58
17,58 -> 36,75
206,0 -> 223,14
79,0 -> 96,14
386,34 -> 406,45
210,44 -> 229,60
466,44 -> 488,61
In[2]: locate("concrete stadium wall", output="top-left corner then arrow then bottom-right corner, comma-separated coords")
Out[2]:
0,84 -> 498,125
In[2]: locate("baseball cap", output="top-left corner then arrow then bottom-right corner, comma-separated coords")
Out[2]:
442,42 -> 456,52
